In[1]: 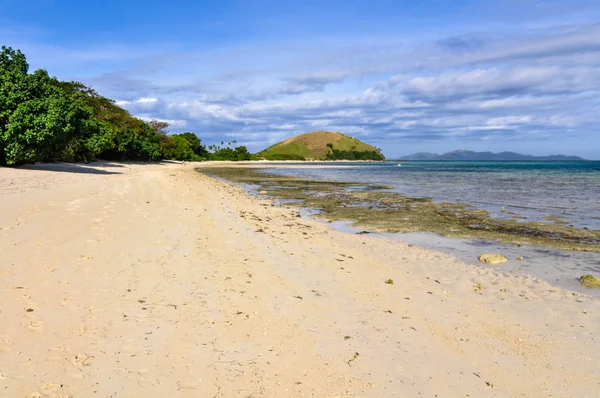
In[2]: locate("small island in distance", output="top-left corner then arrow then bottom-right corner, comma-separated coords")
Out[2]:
256,131 -> 385,161
398,150 -> 587,161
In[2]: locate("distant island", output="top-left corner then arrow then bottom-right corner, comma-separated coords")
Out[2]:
399,150 -> 586,161
256,131 -> 385,161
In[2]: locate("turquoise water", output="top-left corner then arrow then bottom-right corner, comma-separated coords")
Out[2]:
263,161 -> 600,230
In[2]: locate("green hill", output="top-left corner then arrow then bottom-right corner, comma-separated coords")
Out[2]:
256,131 -> 384,161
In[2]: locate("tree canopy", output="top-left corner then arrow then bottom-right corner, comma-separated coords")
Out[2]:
0,46 -> 250,166
325,143 -> 385,161
0,46 -> 166,165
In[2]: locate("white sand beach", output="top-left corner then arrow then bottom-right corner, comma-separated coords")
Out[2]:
0,162 -> 598,397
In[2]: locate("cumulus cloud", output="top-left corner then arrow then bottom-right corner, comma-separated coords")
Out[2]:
93,20 -> 600,157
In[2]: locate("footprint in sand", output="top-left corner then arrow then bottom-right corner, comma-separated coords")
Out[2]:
0,339 -> 12,353
40,381 -> 63,392
46,346 -> 69,363
59,297 -> 78,311
27,391 -> 71,398
27,320 -> 44,331
73,325 -> 88,335
71,353 -> 90,368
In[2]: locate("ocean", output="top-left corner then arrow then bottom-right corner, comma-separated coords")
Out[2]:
245,161 -> 600,295
261,161 -> 600,230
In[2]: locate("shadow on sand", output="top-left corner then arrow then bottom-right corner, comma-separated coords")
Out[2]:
18,162 -> 123,175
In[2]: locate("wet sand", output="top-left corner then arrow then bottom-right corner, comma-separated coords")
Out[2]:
0,162 -> 599,397
326,220 -> 600,297
395,231 -> 600,298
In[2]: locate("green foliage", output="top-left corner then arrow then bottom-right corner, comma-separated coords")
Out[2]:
177,132 -> 210,159
0,48 -> 102,165
199,140 -> 251,161
0,46 -> 170,165
55,81 -> 163,161
210,145 -> 251,161
159,132 -> 210,161
161,135 -> 194,161
325,147 -> 385,161
0,46 -> 259,166
0,46 -> 28,75
4,90 -> 100,164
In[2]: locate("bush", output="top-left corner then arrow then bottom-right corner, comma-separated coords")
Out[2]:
0,46 -> 169,165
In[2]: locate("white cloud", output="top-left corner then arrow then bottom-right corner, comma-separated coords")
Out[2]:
137,97 -> 159,103
85,21 -> 600,158
486,116 -> 532,125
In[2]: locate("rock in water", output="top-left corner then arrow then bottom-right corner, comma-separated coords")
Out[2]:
580,275 -> 600,289
478,253 -> 508,264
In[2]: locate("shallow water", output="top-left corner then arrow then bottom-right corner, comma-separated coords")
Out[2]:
323,220 -> 600,298
263,161 -> 600,229
206,163 -> 600,296
392,233 -> 600,297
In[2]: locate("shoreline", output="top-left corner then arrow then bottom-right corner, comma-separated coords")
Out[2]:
330,220 -> 600,297
196,164 -> 600,297
196,165 -> 600,252
1,161 -> 599,397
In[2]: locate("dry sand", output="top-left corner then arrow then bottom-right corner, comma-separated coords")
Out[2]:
0,162 -> 598,398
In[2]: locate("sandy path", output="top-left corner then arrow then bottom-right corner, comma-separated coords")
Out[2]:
0,162 -> 598,397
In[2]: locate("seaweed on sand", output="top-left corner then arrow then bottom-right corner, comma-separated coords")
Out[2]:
197,167 -> 600,253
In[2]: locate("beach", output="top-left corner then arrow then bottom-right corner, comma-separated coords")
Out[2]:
0,162 -> 599,397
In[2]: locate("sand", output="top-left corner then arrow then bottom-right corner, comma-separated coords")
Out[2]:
0,161 -> 598,398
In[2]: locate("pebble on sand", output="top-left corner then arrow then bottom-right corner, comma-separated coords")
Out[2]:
478,253 -> 508,264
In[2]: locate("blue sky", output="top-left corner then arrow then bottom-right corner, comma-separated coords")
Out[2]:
2,0 -> 600,158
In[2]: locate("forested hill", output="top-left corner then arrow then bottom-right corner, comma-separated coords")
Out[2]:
0,46 -> 251,166
256,131 -> 384,160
